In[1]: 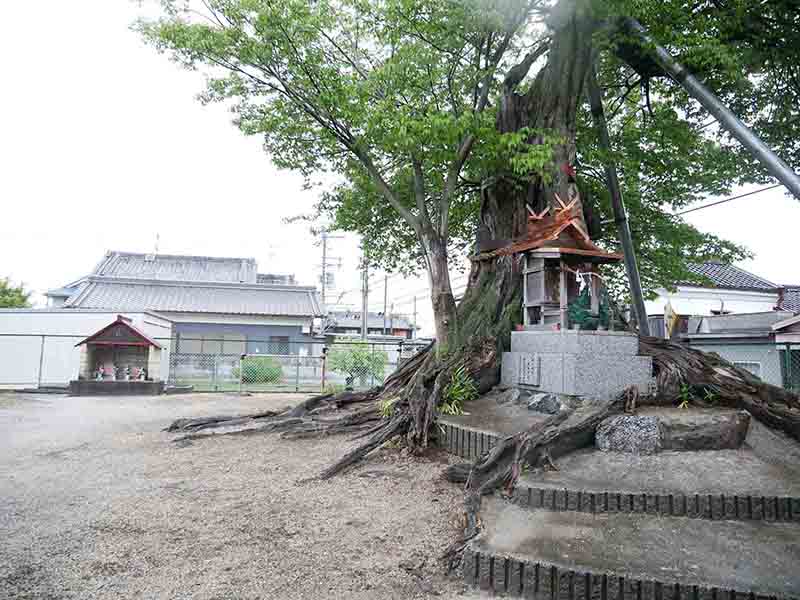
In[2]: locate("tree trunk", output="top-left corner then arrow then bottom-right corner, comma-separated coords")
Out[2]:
458,4 -> 596,349
163,2 -> 602,476
422,232 -> 458,350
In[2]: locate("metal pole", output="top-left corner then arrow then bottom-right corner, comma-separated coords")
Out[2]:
370,344 -> 375,387
383,275 -> 388,335
785,343 -> 792,391
239,353 -> 244,395
361,255 -> 369,340
412,296 -> 417,339
295,355 -> 300,392
624,17 -> 800,200
321,346 -> 327,393
321,230 -> 327,308
37,335 -> 45,388
586,64 -> 651,336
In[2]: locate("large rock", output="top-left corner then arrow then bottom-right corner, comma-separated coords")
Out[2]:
527,393 -> 561,414
656,409 -> 750,451
596,415 -> 663,455
494,388 -> 520,405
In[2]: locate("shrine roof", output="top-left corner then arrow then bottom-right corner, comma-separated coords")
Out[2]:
473,203 -> 622,263
75,315 -> 162,348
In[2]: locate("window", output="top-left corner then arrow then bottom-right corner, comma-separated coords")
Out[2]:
177,332 -> 245,355
269,336 -> 290,355
734,361 -> 761,378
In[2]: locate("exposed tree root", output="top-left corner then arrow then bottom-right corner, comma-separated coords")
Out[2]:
165,333 -> 800,501
640,336 -> 800,441
441,336 -> 800,573
446,395 -> 623,537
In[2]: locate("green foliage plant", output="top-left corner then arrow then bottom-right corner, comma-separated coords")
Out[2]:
327,341 -> 388,386
0,278 -> 31,308
234,356 -> 283,384
441,363 -> 478,416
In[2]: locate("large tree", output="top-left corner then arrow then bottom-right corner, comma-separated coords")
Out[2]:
146,1 -> 800,479
140,0 -> 559,347
0,278 -> 31,308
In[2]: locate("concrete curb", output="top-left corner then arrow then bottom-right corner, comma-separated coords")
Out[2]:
440,422 -> 800,523
439,421 -> 499,460
462,548 -> 799,600
511,486 -> 800,523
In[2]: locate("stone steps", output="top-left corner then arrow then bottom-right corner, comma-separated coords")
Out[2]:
510,448 -> 800,524
463,498 -> 800,599
441,406 -> 800,597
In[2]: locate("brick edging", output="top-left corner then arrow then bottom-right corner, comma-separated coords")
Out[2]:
439,422 -> 499,460
462,548 -> 797,600
440,421 -> 800,523
511,486 -> 800,523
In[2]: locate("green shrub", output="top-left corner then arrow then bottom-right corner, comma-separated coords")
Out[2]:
327,341 -> 388,387
233,356 -> 283,384
324,383 -> 346,395
441,363 -> 477,416
379,396 -> 399,417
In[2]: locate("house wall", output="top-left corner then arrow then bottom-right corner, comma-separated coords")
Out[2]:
0,310 -> 172,388
645,287 -> 778,317
173,322 -> 309,355
690,342 -> 783,387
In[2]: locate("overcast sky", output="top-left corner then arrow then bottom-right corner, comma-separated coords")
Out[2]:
1,2 -> 797,336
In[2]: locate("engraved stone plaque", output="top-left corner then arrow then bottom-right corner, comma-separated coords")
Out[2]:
519,353 -> 540,387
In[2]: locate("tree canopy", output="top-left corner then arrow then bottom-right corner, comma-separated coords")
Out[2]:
139,0 -> 799,305
0,278 -> 31,308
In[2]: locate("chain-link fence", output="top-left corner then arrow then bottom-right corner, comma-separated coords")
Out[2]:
166,338 -> 430,393
11,330 -> 798,396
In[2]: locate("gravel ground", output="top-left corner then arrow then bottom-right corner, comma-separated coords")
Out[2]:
0,392 -> 482,599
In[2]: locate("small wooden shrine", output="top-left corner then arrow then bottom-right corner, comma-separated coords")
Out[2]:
475,190 -> 622,331
70,316 -> 164,395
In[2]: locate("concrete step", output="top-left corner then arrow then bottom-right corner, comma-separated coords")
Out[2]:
464,497 -> 800,599
510,448 -> 800,523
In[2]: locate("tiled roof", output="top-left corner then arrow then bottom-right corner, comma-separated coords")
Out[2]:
257,273 -> 296,285
779,286 -> 800,313
328,310 -> 413,331
91,251 -> 258,283
684,262 -> 778,291
64,277 -> 323,317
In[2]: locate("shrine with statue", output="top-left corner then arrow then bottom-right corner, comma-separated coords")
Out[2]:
476,181 -> 653,400
69,315 -> 165,395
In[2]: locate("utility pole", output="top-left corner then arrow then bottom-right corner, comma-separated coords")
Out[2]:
318,228 -> 342,309
321,230 -> 328,307
383,275 -> 388,335
412,297 -> 417,339
586,64 -> 650,337
361,255 -> 369,340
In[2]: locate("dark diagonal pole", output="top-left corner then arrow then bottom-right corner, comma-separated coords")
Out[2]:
586,63 -> 650,336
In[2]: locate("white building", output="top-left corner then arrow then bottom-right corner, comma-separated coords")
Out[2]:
645,261 -> 799,338
0,309 -> 172,389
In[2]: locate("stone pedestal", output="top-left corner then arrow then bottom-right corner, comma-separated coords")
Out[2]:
501,330 -> 652,400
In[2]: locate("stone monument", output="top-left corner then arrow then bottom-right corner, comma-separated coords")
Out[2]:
477,183 -> 653,401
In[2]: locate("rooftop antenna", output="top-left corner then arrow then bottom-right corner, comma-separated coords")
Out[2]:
145,233 -> 159,263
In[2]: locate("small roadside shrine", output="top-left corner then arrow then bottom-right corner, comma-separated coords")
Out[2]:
476,189 -> 623,331
475,183 -> 651,399
70,315 -> 165,395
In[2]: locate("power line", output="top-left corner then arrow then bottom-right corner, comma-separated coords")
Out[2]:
674,184 -> 781,216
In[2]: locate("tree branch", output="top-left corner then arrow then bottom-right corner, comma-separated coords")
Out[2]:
412,158 -> 432,229
353,147 -> 421,233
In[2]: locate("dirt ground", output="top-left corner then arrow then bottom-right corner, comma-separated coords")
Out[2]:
0,392 -> 482,599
